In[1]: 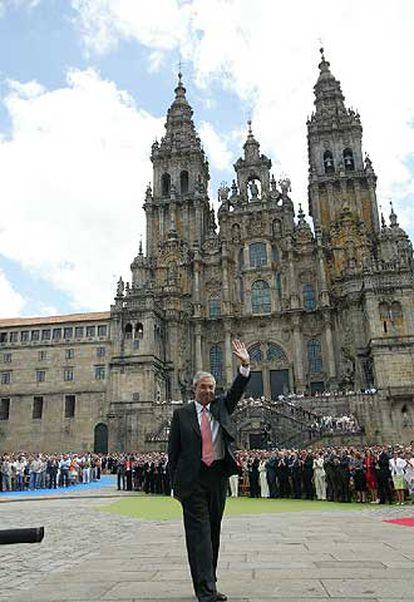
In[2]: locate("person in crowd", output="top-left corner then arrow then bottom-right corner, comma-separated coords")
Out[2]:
389,448 -> 407,505
259,454 -> 270,498
313,452 -> 326,500
364,448 -> 379,503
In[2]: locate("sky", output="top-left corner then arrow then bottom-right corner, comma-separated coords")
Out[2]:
0,0 -> 413,318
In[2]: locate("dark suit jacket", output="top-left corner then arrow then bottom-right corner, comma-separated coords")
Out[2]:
167,371 -> 250,500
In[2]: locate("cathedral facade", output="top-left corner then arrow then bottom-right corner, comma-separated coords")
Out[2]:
1,52 -> 413,452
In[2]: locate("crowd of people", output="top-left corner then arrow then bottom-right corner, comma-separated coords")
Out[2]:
2,445 -> 413,506
0,452 -> 104,492
109,444 -> 414,505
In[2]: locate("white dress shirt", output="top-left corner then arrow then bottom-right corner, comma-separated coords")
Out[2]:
194,366 -> 250,461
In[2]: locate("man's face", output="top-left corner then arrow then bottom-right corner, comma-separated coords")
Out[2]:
194,376 -> 216,406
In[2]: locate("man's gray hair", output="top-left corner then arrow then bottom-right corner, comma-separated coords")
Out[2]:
192,370 -> 216,388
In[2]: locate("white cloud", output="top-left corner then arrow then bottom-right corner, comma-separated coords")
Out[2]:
198,121 -> 232,172
0,269 -> 26,317
71,0 -> 414,240
0,68 -> 164,312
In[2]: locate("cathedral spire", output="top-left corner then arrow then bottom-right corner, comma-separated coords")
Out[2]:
313,47 -> 348,121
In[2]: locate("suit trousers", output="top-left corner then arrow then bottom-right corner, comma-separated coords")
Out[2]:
181,461 -> 228,602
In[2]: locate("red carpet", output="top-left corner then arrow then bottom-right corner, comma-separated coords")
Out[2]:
384,517 -> 414,527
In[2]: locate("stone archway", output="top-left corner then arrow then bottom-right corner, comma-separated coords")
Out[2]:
94,423 -> 108,453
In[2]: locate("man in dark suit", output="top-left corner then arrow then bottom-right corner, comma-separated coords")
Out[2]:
168,339 -> 250,602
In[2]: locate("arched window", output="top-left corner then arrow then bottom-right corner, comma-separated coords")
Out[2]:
307,340 -> 323,373
267,343 -> 287,362
209,345 -> 223,381
323,150 -> 335,174
125,323 -> 133,339
390,301 -> 404,334
248,342 -> 263,363
272,245 -> 279,262
249,242 -> 267,267
161,173 -> 171,196
180,170 -> 189,194
135,323 -> 144,338
251,280 -> 271,314
303,284 -> 316,310
209,297 -> 220,318
343,148 -> 355,171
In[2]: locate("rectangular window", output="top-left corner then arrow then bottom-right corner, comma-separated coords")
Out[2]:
31,330 -> 40,342
41,329 -> 51,341
36,370 -> 46,383
3,353 -> 12,363
1,371 -> 11,385
38,350 -> 47,361
96,346 -> 106,358
95,365 -> 105,380
52,328 -> 62,340
10,332 -> 18,343
64,395 -> 75,418
20,331 -> 29,342
0,333 -> 7,343
86,325 -> 96,337
65,349 -> 75,360
64,368 -> 74,382
97,325 -> 107,337
64,327 -> 73,339
32,396 -> 43,419
0,398 -> 10,420
75,326 -> 84,338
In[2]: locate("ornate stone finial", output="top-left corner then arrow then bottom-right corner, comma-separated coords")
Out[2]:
247,119 -> 253,136
381,212 -> 386,230
145,182 -> 152,200
278,177 -> 291,197
125,282 -> 130,295
231,179 -> 238,197
389,201 -> 399,227
319,46 -> 325,61
116,276 -> 124,298
270,174 -> 277,193
139,237 -> 143,255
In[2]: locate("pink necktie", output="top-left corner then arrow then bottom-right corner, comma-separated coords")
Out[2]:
201,407 -> 214,467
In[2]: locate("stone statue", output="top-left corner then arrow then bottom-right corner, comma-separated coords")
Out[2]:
218,182 -> 230,202
270,174 -> 278,193
249,179 -> 259,199
195,174 -> 206,194
278,177 -> 291,197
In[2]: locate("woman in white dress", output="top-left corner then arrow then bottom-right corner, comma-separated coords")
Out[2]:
259,455 -> 270,498
389,449 -> 407,505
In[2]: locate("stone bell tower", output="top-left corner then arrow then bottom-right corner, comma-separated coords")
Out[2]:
307,50 -> 379,229
144,72 -> 211,255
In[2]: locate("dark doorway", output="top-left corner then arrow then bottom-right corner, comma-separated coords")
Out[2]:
245,371 -> 263,397
94,423 -> 108,453
249,433 -> 267,449
270,369 -> 289,399
310,381 -> 325,394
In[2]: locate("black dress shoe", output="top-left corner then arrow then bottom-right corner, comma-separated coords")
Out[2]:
216,593 -> 228,601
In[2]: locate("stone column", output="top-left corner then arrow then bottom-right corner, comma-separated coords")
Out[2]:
292,315 -> 305,392
224,324 -> 233,387
324,312 -> 336,380
195,323 -> 203,372
287,237 -> 299,309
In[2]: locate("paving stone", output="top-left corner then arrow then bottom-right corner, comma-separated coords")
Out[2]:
322,578 -> 414,598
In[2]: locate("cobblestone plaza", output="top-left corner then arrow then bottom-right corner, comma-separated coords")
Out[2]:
2,482 -> 414,601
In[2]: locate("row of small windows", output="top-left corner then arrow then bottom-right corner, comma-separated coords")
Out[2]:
0,395 -> 77,421
0,366 -> 106,385
238,243 -> 279,269
0,325 -> 108,344
323,148 -> 355,173
161,171 -> 189,196
1,347 -> 106,364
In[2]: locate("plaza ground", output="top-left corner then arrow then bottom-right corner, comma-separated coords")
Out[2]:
1,478 -> 414,601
